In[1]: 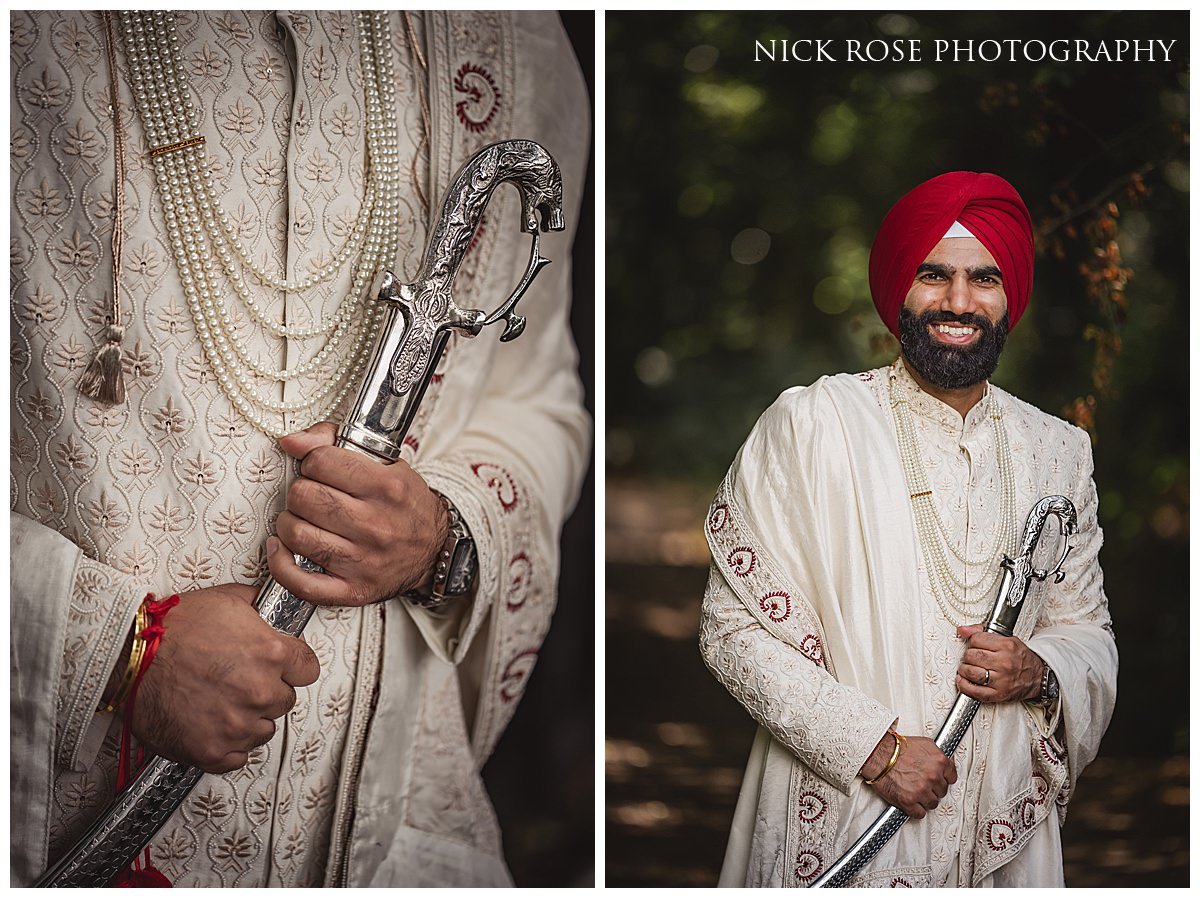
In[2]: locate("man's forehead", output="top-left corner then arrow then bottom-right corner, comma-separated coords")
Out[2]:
919,236 -> 999,267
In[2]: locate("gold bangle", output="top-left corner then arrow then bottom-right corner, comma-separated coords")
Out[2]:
864,729 -> 905,785
98,603 -> 149,714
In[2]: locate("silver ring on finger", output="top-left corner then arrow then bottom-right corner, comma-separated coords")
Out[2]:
983,668 -> 991,687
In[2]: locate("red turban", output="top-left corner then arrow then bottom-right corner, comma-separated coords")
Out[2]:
868,171 -> 1034,337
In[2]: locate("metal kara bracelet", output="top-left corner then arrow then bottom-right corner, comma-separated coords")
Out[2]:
34,138 -> 565,888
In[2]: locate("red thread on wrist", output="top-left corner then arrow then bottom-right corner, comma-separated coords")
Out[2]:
110,592 -> 180,888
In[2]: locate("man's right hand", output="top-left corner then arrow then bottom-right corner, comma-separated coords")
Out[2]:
861,733 -> 957,818
131,583 -> 321,774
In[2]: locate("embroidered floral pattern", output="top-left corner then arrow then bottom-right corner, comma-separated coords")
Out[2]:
727,546 -> 756,576
471,462 -> 519,511
506,551 -> 532,611
795,850 -> 823,884
796,791 -> 826,823
760,590 -> 791,621
453,62 -> 500,132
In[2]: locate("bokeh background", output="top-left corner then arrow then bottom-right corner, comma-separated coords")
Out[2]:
605,11 -> 1188,886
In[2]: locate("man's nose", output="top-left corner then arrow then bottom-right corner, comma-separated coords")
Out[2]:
944,273 -> 973,314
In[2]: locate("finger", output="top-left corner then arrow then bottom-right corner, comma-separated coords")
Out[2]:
267,535 -> 357,606
297,444 -> 388,499
961,647 -> 1001,670
908,804 -> 927,820
965,630 -> 1010,651
279,421 -> 338,461
279,633 -> 321,688
274,509 -> 360,571
956,624 -> 985,639
946,760 -> 958,785
956,674 -> 993,702
247,717 -> 277,749
265,684 -> 299,720
957,662 -> 990,686
285,477 -> 360,537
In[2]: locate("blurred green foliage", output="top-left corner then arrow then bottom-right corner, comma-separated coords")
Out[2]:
606,12 -> 1188,751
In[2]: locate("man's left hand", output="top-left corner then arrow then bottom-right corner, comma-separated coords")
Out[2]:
955,624 -> 1044,703
266,422 -> 449,606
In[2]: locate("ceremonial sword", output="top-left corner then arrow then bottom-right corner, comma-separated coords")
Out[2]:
810,494 -> 1078,888
34,138 -> 565,887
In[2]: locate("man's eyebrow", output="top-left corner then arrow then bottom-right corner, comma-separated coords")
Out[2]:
914,262 -> 1004,280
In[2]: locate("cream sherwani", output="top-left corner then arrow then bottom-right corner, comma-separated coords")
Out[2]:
11,11 -> 590,887
700,360 -> 1116,887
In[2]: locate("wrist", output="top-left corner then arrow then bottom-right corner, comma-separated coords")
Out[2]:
99,620 -> 137,711
863,730 -> 905,785
860,731 -> 894,781
404,489 -> 477,608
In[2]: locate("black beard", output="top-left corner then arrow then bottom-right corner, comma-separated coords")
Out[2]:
897,307 -> 1009,390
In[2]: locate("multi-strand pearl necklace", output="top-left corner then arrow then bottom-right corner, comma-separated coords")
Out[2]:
119,11 -> 403,437
888,367 -> 1018,625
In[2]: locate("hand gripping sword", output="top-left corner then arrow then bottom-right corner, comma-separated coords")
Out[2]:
810,494 -> 1078,888
34,138 -> 565,887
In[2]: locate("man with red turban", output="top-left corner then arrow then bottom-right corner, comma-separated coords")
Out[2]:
700,172 -> 1117,886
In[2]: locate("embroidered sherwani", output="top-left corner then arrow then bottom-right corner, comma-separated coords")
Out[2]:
700,360 -> 1116,887
10,11 -> 590,887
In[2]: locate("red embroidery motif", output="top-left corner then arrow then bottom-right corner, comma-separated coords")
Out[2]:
499,649 -> 538,702
1031,773 -> 1050,805
1055,779 -> 1071,807
454,62 -> 500,132
708,504 -> 729,533
857,371 -> 875,381
796,792 -> 826,823
727,547 -> 756,577
506,551 -> 532,611
986,819 -> 1015,850
890,878 -> 913,888
760,591 -> 791,622
1039,737 -> 1065,766
1021,797 -> 1037,827
403,435 -> 419,453
794,851 -> 822,884
800,634 -> 824,664
472,462 -> 519,512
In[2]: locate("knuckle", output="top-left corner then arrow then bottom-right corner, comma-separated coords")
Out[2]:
261,637 -> 288,666
287,478 -> 304,505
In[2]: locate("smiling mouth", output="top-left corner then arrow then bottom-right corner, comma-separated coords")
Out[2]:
929,322 -> 980,345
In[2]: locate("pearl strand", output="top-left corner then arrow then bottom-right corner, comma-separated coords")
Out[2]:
119,11 -> 402,436
888,371 -> 1018,624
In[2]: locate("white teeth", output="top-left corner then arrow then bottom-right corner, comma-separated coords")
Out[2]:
934,324 -> 975,337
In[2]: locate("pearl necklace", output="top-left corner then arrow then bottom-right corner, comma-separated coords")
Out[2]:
888,367 -> 1018,624
119,11 -> 403,437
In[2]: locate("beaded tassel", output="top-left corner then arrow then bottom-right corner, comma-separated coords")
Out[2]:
81,11 -> 129,408
78,323 -> 127,406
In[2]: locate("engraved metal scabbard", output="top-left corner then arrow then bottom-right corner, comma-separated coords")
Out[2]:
34,138 -> 564,887
810,495 -> 1077,888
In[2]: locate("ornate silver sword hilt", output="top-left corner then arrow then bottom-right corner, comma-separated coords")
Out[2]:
34,138 -> 564,888
810,495 -> 1077,888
